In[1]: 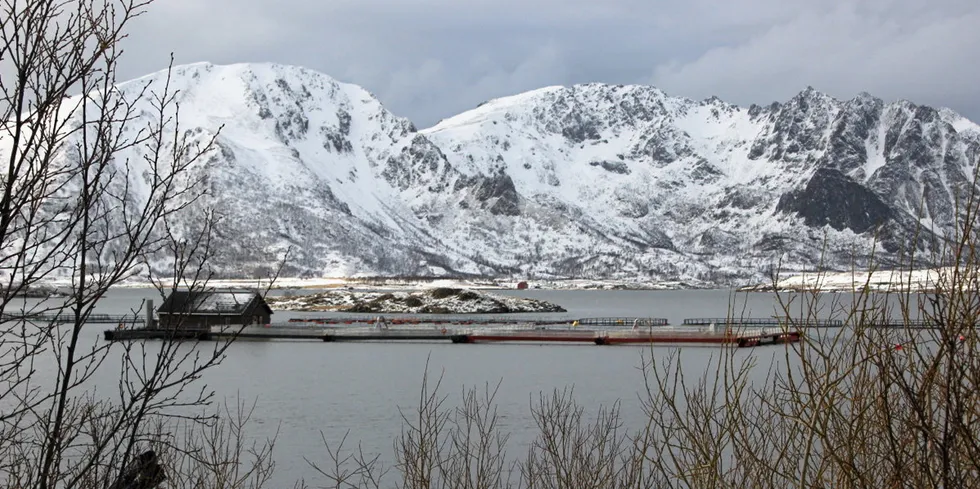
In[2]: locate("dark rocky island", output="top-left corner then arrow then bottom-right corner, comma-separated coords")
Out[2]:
3,285 -> 67,298
268,287 -> 566,313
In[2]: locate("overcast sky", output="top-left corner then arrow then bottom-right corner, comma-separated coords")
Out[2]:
121,0 -> 980,127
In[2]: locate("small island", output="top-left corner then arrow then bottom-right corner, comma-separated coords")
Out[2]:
2,285 -> 67,298
268,287 -> 566,313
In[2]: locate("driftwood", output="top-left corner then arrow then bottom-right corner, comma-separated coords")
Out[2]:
108,451 -> 166,489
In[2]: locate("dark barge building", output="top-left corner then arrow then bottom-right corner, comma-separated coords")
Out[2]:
156,288 -> 273,330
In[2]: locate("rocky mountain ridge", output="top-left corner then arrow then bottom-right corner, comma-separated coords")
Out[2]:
3,63 -> 977,285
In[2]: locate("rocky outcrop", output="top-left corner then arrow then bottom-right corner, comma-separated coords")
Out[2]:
267,287 -> 566,313
466,169 -> 521,216
776,168 -> 892,233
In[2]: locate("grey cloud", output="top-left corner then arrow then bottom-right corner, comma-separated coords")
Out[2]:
119,0 -> 980,127
652,1 -> 980,115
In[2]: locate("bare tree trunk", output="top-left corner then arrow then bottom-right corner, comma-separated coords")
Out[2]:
1,2 -> 278,488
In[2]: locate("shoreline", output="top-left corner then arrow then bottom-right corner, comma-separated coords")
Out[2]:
267,288 -> 567,314
37,276 -> 719,292
738,268 -> 944,293
25,267 -> 949,294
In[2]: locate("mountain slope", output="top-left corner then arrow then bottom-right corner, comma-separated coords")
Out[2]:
4,63 -> 978,284
422,83 -> 980,281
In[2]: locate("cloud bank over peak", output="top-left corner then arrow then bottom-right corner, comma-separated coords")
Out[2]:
120,0 -> 980,127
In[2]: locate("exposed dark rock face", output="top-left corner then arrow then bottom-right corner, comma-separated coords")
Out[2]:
754,234 -> 791,252
633,222 -> 677,251
776,168 -> 892,233
561,119 -> 602,143
383,135 -> 454,192
820,93 -> 882,176
689,159 -> 722,183
720,188 -> 764,210
472,170 -> 521,216
589,160 -> 631,174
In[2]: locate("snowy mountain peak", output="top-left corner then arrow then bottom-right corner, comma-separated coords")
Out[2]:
10,63 -> 979,284
939,107 -> 980,135
427,86 -> 565,133
420,77 -> 979,281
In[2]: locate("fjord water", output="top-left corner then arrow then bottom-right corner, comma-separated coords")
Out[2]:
44,287 -> 923,485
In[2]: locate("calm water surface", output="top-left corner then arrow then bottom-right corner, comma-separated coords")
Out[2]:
28,287 -> 927,486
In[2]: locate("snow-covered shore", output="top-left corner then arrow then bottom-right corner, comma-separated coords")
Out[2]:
46,276 -> 712,291
267,288 -> 566,313
30,268 -> 952,293
739,268 -> 945,293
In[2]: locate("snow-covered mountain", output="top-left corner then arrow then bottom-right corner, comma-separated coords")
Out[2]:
5,63 -> 979,285
422,83 -> 980,282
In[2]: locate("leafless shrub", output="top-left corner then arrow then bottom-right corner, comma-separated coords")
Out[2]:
311,154 -> 980,488
1,1 -> 276,487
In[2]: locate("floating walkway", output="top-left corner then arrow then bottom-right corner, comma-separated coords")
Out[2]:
593,328 -> 799,347
4,313 -> 146,325
683,317 -> 937,329
103,313 -> 937,345
104,317 -> 799,348
683,318 -> 844,328
450,326 -> 798,347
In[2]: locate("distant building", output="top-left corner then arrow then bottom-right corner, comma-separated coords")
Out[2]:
156,289 -> 273,330
516,281 -> 529,290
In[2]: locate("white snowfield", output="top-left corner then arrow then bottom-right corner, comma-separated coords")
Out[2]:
2,63 -> 978,286
749,268 -> 941,292
752,266 -> 980,293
